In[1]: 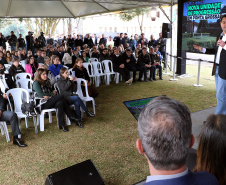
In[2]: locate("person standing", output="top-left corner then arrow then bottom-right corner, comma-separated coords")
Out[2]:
99,34 -> 107,47
7,31 -> 17,52
193,15 -> 226,115
26,31 -> 34,52
157,32 -> 166,61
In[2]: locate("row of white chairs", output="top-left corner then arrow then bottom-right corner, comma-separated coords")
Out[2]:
83,58 -> 120,87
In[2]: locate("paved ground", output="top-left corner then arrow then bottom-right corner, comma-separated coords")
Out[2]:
191,106 -> 216,149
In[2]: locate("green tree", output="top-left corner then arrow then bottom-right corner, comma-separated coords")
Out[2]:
119,8 -> 151,34
2,23 -> 27,37
19,18 -> 61,37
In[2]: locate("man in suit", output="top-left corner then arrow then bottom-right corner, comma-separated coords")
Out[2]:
99,34 -> 107,47
83,33 -> 94,48
136,96 -> 219,185
157,33 -> 166,61
194,15 -> 226,115
0,51 -> 7,65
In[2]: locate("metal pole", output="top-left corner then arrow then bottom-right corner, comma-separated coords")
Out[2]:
170,56 -> 178,81
194,59 -> 203,87
163,53 -> 170,74
170,0 -> 173,71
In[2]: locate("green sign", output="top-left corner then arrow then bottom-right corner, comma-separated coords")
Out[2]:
187,2 -> 221,20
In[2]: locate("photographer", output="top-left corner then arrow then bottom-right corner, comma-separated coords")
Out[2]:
7,31 -> 17,52
25,31 -> 34,52
0,33 -> 7,50
17,34 -> 26,51
38,31 -> 46,48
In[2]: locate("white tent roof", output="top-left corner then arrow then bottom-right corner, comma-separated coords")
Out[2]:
0,0 -> 177,18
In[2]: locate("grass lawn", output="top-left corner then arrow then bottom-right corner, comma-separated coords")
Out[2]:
0,64 -> 216,185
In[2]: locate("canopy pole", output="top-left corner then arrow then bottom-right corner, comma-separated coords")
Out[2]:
170,0 -> 173,71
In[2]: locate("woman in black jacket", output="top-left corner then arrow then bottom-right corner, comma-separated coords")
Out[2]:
56,67 -> 95,128
72,58 -> 98,98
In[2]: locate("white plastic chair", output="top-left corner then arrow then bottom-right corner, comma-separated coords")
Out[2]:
6,88 -> 38,133
92,62 -> 106,87
68,68 -> 73,78
4,64 -> 11,74
19,60 -> 26,69
102,60 -> 116,85
76,78 -> 96,115
0,121 -> 10,142
88,58 -> 99,63
16,79 -> 34,101
82,63 -> 96,85
15,73 -> 32,81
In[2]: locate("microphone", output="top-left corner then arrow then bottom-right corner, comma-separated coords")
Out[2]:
219,32 -> 224,40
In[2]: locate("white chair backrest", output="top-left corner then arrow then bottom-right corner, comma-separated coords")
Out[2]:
102,60 -> 114,73
15,73 -> 32,81
82,63 -> 95,77
20,60 -> 26,65
4,64 -> 11,70
16,79 -> 33,92
6,88 -> 29,113
76,78 -> 90,98
92,62 -> 105,75
88,58 -> 99,63
63,65 -> 69,69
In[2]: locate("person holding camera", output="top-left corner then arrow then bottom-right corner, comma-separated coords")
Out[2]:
7,31 -> 17,52
26,31 -> 34,53
38,32 -> 46,48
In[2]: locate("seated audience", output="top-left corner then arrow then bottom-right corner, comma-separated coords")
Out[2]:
73,58 -> 99,98
121,48 -> 137,82
137,96 -> 219,185
0,88 -> 27,147
56,67 -> 95,128
112,48 -> 132,85
6,51 -> 12,63
149,47 -> 163,80
135,44 -> 141,58
33,68 -> 78,132
0,51 -> 7,65
72,49 -> 80,67
194,114 -> 226,185
80,51 -> 89,63
91,46 -> 100,59
8,57 -> 25,81
44,56 -> 51,68
21,49 -> 27,60
85,47 -> 91,58
38,65 -> 56,86
99,48 -> 111,62
62,47 -> 73,68
25,55 -> 39,78
137,47 -> 155,82
48,55 -> 63,76
37,51 -> 46,64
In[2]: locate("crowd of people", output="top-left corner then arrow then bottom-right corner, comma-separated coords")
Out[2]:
0,30 -> 225,185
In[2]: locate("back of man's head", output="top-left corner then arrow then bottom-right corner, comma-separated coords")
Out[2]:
138,96 -> 192,171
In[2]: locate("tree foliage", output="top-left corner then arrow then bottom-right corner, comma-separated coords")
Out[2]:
19,18 -> 61,37
119,8 -> 151,34
1,23 -> 27,37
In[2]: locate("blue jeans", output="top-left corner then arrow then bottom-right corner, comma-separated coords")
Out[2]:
69,96 -> 88,118
154,64 -> 162,79
215,66 -> 226,114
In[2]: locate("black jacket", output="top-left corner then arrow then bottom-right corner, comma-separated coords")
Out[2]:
157,38 -> 166,52
73,67 -> 90,82
8,64 -> 25,79
84,38 -> 94,48
56,77 -> 77,104
99,38 -> 107,47
0,57 -> 7,65
112,54 -> 123,70
137,53 -> 151,66
74,39 -> 83,48
121,53 -> 136,67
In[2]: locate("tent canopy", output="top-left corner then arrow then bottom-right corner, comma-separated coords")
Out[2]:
0,0 -> 177,18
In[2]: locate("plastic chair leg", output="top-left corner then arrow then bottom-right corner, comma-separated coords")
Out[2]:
2,122 -> 10,142
33,117 -> 38,134
92,99 -> 96,115
48,112 -> 52,123
25,117 -> 29,128
40,112 -> 45,131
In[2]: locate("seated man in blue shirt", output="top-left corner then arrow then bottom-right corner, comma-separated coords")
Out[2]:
48,55 -> 63,76
136,96 -> 219,185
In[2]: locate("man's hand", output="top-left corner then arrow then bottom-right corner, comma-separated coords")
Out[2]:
73,77 -> 77,81
119,64 -> 124,68
70,77 -> 74,81
193,45 -> 203,52
2,93 -> 7,99
0,110 -> 2,118
53,91 -> 57,95
217,39 -> 226,48
43,96 -> 50,99
126,59 -> 130,63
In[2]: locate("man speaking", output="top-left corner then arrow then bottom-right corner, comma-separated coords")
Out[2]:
194,14 -> 226,114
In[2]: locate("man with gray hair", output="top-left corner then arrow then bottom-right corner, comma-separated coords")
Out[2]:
136,96 -> 219,185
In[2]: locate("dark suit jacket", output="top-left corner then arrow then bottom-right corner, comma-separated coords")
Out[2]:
0,57 -> 7,65
144,170 -> 219,185
205,34 -> 226,79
